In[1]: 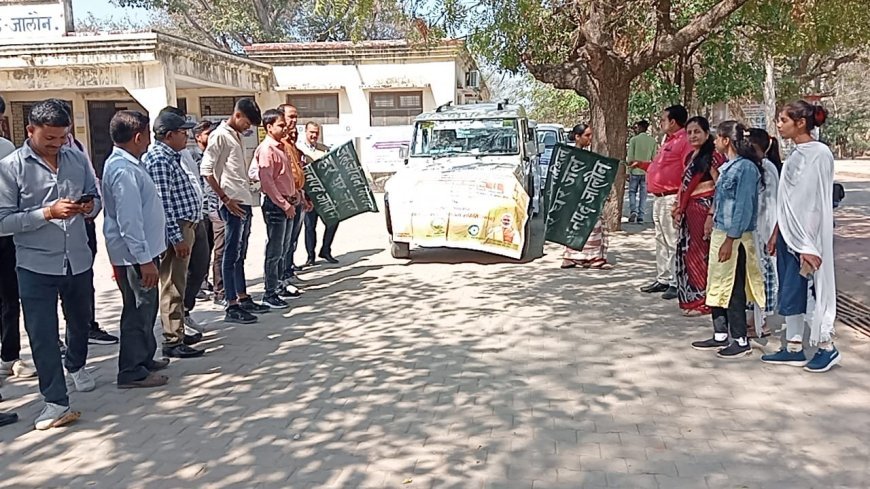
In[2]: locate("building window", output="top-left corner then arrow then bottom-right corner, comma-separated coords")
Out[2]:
289,94 -> 339,125
200,96 -> 251,116
177,98 -> 188,114
370,91 -> 423,127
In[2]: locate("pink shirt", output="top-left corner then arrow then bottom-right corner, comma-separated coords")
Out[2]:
647,128 -> 692,195
255,136 -> 296,211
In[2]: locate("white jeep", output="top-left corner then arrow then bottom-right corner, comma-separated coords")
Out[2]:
384,102 -> 541,260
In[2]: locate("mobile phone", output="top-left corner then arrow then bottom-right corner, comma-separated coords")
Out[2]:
75,194 -> 96,204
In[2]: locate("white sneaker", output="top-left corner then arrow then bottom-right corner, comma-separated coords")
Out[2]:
278,284 -> 303,299
184,315 -> 205,334
0,359 -> 37,378
67,368 -> 96,392
34,402 -> 80,430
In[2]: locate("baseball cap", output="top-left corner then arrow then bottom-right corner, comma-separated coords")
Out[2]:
153,112 -> 195,136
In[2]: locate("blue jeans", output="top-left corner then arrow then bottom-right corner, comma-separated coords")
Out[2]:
18,267 -> 92,406
219,204 -> 252,303
262,197 -> 292,297
628,173 -> 648,219
282,204 -> 305,281
776,233 -> 810,316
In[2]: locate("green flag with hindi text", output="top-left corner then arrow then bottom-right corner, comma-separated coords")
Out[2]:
544,144 -> 619,250
303,141 -> 379,226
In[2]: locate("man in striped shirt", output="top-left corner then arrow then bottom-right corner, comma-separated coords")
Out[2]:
142,112 -> 205,359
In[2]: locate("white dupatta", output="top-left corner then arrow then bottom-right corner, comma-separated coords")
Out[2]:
752,159 -> 780,332
777,141 -> 836,344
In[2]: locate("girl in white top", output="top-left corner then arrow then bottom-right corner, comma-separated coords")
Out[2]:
746,129 -> 781,339
762,101 -> 840,373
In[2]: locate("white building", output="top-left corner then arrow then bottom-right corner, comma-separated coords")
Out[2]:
0,0 -> 489,185
245,40 -> 489,183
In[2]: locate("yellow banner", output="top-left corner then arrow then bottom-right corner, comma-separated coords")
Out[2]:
390,173 -> 529,259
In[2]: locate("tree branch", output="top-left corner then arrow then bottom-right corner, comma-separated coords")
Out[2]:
655,0 -> 674,35
797,52 -> 862,85
631,0 -> 748,74
524,58 -> 591,99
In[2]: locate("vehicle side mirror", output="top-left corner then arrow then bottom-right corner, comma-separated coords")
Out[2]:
399,144 -> 409,161
524,141 -> 538,158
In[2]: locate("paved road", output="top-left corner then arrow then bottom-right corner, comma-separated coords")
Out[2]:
1,175 -> 869,489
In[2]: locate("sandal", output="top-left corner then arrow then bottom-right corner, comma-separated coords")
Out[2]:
560,261 -> 577,269
587,259 -> 613,270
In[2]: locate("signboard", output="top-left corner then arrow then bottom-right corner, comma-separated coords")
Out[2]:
0,0 -> 70,39
303,141 -> 379,226
544,144 -> 618,250
388,169 -> 530,260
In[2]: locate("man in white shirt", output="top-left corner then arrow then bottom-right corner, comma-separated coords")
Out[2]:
200,99 -> 269,324
297,122 -> 339,266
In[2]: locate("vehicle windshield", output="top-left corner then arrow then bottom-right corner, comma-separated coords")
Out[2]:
537,130 -> 558,148
411,118 -> 520,157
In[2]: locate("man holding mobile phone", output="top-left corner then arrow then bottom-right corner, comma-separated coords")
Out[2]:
0,99 -> 101,430
102,110 -> 170,389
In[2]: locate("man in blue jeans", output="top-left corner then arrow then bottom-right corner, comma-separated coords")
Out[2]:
200,98 -> 269,324
625,120 -> 657,224
0,99 -> 100,430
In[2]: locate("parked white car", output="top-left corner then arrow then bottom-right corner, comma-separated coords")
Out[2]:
385,102 -> 540,260
535,123 -> 566,191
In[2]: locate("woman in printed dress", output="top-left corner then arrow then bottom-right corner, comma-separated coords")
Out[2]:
561,124 -> 612,270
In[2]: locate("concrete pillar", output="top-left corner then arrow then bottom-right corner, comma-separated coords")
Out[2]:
255,90 -> 283,113
125,63 -> 177,130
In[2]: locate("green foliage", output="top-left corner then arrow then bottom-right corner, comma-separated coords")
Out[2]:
629,70 -> 680,125
694,28 -> 764,105
524,80 -> 589,127
111,0 -> 411,49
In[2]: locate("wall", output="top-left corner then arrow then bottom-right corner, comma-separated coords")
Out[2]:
2,88 -> 133,150
272,58 -> 458,177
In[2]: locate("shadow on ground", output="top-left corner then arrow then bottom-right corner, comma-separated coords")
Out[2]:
0,201 -> 868,489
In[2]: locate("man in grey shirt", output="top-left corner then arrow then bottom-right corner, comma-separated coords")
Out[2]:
0,99 -> 100,430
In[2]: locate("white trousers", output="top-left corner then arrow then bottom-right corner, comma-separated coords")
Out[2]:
653,194 -> 679,286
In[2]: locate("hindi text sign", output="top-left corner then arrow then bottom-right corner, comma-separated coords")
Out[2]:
544,144 -> 619,250
303,141 -> 379,226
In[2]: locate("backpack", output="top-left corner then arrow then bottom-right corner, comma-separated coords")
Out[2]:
833,182 -> 845,208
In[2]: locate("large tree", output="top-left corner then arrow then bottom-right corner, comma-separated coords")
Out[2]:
449,0 -> 748,230
113,0 -> 412,50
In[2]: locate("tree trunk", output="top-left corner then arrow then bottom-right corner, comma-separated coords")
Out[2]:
587,77 -> 631,232
763,56 -> 781,152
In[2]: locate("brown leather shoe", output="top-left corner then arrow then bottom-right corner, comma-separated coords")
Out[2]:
118,372 -> 169,389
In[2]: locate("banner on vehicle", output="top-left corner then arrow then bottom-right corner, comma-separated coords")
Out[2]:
303,141 -> 379,226
389,171 -> 529,259
544,144 -> 619,250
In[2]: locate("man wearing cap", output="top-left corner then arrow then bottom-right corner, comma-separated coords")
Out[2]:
142,112 -> 205,359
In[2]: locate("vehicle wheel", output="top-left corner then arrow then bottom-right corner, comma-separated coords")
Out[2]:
391,240 -> 411,259
384,194 -> 393,235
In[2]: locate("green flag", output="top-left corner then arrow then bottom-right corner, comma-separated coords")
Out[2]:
303,141 -> 379,226
544,144 -> 619,250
